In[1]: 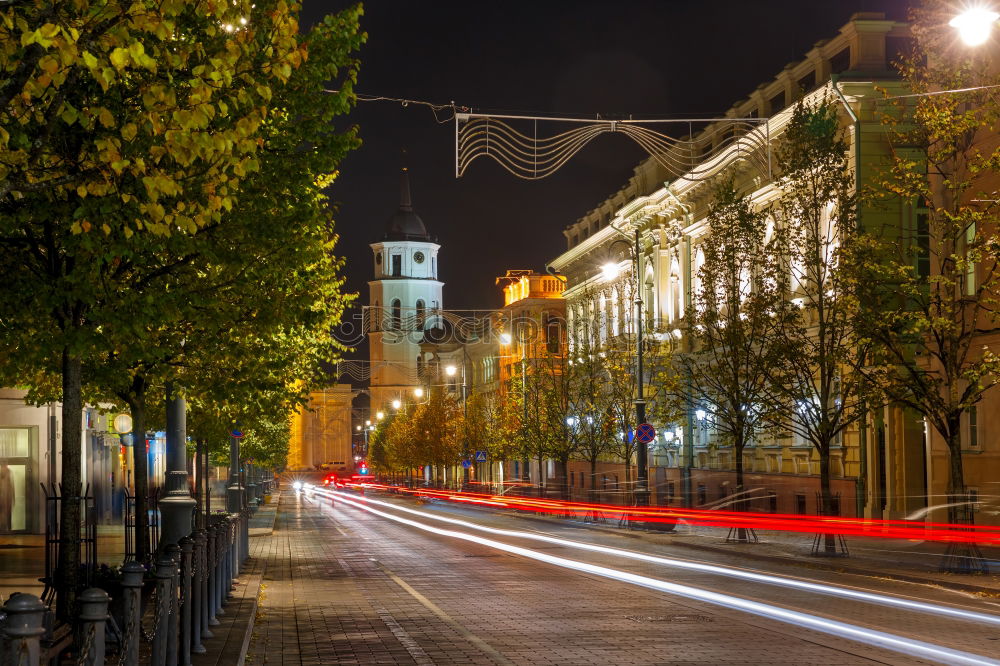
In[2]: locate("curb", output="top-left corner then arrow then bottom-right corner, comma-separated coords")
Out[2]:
236,563 -> 265,666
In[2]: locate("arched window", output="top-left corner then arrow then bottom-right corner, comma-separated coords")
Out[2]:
669,258 -> 682,322
391,299 -> 401,330
415,299 -> 426,329
693,246 -> 706,307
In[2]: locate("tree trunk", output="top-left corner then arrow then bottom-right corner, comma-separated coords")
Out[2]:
590,459 -> 598,500
56,349 -> 82,622
537,453 -> 545,498
558,456 -> 570,501
945,416 -> 968,524
126,386 -> 149,564
819,448 -> 835,554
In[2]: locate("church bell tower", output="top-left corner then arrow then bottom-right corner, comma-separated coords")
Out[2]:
368,167 -> 443,412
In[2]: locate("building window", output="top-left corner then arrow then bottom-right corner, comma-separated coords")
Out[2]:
391,254 -> 402,277
830,46 -> 851,74
415,299 -> 425,328
916,212 -> 930,279
768,90 -> 786,114
968,406 -> 979,448
966,220 -> 977,295
797,70 -> 816,94
796,494 -> 807,515
391,299 -> 401,330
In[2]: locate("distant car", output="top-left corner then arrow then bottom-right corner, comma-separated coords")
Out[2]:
322,460 -> 373,486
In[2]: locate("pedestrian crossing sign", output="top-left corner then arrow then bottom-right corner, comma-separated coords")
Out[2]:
474,450 -> 488,463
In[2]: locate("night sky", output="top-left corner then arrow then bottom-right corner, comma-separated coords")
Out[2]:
301,0 -> 911,358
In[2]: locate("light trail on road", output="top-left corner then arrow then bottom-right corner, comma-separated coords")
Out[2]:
314,487 -> 1000,628
347,482 -> 1000,545
310,487 -> 1000,666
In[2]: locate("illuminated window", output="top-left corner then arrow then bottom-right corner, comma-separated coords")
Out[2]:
669,258 -> 682,321
693,246 -> 706,305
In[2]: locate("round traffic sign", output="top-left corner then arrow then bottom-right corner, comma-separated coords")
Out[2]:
461,459 -> 472,469
231,430 -> 244,439
635,422 -> 657,444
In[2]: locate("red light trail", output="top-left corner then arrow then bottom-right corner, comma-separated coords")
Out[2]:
341,482 -> 1000,546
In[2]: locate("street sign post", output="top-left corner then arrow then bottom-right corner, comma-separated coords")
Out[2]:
635,422 -> 656,444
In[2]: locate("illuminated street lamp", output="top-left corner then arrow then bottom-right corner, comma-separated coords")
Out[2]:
355,425 -> 361,431
499,332 -> 512,345
413,387 -> 424,398
950,6 -> 999,46
445,364 -> 457,376
601,262 -> 620,282
391,399 -> 402,410
376,411 -> 385,420
365,419 -> 371,427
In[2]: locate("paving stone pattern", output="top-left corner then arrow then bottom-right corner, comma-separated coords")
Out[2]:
242,492 -> 936,666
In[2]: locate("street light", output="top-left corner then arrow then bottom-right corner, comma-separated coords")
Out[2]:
355,425 -> 361,431
445,364 -> 457,376
950,6 -> 998,46
392,399 -> 402,410
413,387 -> 424,398
601,262 -> 620,282
376,411 -> 385,421
499,332 -> 512,345
365,419 -> 371,427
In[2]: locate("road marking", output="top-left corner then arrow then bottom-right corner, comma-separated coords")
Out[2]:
372,558 -> 516,666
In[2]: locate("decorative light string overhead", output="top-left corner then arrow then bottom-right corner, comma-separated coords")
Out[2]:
454,113 -> 771,181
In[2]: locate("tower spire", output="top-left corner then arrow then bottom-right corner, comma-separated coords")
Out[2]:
399,166 -> 413,212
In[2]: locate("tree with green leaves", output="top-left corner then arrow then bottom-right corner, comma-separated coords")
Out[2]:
679,181 -> 783,522
769,99 -> 873,553
858,0 -> 1000,529
0,0 -> 362,618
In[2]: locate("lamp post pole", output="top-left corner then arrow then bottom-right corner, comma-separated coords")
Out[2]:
608,228 -> 649,507
632,226 -> 649,507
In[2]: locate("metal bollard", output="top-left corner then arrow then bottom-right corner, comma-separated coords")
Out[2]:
120,561 -> 145,666
165,543 -> 181,666
226,517 -> 236,598
242,508 -> 250,563
151,553 -> 175,666
179,536 -> 194,665
192,530 -> 208,649
77,588 -> 109,666
205,525 -> 219,627
2,593 -> 45,666
213,522 -> 226,617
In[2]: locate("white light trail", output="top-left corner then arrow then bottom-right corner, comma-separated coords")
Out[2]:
317,489 -> 1000,628
319,489 -> 1000,666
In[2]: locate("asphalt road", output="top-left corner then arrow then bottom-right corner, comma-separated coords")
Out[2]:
243,489 -> 1000,665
